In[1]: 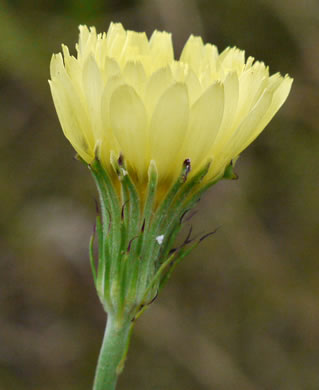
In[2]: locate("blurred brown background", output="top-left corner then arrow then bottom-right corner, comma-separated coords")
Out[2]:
1,0 -> 319,389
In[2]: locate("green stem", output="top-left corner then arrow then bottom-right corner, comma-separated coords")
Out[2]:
93,315 -> 133,390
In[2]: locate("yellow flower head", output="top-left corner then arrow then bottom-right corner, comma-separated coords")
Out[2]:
49,23 -> 292,193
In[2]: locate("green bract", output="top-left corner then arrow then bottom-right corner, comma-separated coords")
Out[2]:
88,157 -> 227,323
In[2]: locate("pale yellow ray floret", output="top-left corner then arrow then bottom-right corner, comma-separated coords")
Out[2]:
49,22 -> 293,193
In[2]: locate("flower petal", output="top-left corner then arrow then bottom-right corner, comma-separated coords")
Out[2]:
241,75 -> 293,151
185,68 -> 202,105
213,71 -> 239,148
103,56 -> 121,79
144,66 -> 174,115
123,61 -> 147,97
186,82 -> 224,167
49,78 -> 94,161
110,85 -> 148,177
149,83 -> 189,179
149,30 -> 174,68
223,88 -> 273,162
105,23 -> 127,58
180,35 -> 204,72
82,55 -> 104,139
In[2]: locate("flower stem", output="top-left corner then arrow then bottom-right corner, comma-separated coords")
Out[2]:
93,315 -> 133,390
